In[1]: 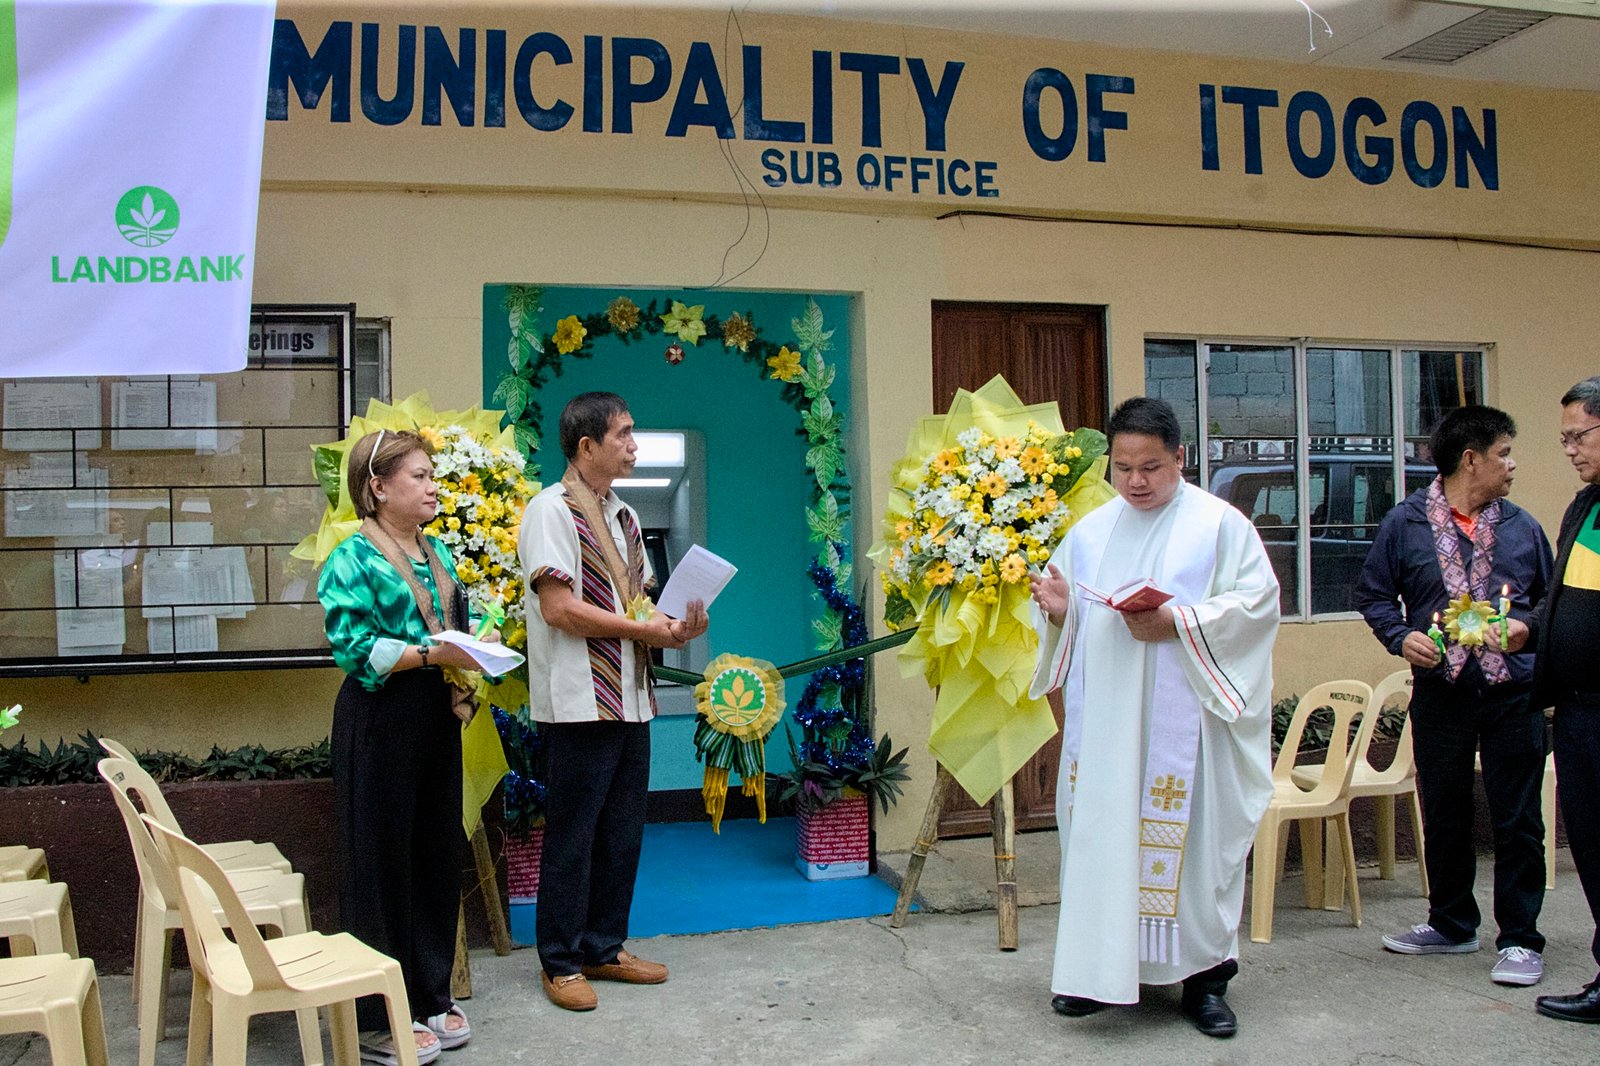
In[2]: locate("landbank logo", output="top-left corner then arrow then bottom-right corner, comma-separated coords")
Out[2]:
116,186 -> 179,247
51,186 -> 245,284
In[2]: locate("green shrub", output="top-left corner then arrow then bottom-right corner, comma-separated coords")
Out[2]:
0,732 -> 332,787
1270,695 -> 1407,757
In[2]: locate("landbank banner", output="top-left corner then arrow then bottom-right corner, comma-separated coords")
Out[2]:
0,0 -> 275,379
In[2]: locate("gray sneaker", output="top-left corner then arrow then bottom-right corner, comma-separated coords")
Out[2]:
1382,923 -> 1481,954
1490,946 -> 1544,986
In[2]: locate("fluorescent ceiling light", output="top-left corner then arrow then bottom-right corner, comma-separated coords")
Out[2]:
634,432 -> 685,468
615,477 -> 672,488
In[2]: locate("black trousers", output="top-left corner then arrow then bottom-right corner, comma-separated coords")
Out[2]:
332,670 -> 463,1030
1181,958 -> 1238,997
1410,673 -> 1546,952
1553,691 -> 1600,970
536,720 -> 650,977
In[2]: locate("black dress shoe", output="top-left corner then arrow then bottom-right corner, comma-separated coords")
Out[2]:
1051,994 -> 1107,1017
1180,992 -> 1238,1038
1535,978 -> 1600,1024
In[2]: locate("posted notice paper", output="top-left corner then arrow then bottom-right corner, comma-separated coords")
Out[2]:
430,631 -> 526,678
657,545 -> 737,619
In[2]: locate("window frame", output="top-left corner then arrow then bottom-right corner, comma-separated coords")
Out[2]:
0,303 -> 365,677
1148,334 -> 1490,621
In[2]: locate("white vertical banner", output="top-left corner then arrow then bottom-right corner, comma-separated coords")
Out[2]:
0,1 -> 276,378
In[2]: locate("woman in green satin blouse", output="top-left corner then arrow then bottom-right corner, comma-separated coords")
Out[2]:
316,428 -> 477,1064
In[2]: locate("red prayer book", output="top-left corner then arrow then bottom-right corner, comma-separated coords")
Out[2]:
1076,578 -> 1174,613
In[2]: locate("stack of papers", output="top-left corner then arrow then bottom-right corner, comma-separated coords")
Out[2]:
657,545 -> 737,618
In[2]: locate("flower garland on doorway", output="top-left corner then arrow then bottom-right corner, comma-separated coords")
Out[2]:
492,288 -> 897,825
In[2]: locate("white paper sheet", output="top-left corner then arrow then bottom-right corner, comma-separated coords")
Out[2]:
3,454 -> 109,538
141,544 -> 255,618
656,544 -> 737,619
2,379 -> 103,451
429,630 -> 526,677
111,377 -> 219,452
147,614 -> 219,654
53,549 -> 126,650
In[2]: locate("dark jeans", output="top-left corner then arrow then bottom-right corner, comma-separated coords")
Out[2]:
332,670 -> 463,1030
1410,672 -> 1546,952
1553,691 -> 1600,969
537,720 -> 651,977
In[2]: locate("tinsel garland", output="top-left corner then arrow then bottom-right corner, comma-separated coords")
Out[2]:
792,559 -> 876,775
492,705 -> 546,833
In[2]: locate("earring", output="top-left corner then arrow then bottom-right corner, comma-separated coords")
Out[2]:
376,494 -> 387,502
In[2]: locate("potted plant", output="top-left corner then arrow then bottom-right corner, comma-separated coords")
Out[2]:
780,726 -> 910,881
492,706 -> 546,904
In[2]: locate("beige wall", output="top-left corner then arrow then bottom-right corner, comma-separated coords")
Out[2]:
16,4 -> 1600,855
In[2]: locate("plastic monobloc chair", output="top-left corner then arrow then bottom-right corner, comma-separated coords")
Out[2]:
144,817 -> 420,1066
1250,679 -> 1376,944
1293,669 -> 1428,898
93,742 -> 291,1007
0,879 -> 80,957
0,845 -> 49,883
97,737 -> 294,874
97,757 -> 322,1066
0,954 -> 110,1066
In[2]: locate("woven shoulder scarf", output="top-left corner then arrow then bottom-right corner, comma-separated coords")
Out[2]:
560,467 -> 653,692
1424,478 -> 1510,684
360,518 -> 478,723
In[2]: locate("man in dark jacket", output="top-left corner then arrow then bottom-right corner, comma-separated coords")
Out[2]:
1355,405 -> 1554,987
1524,376 -> 1600,1023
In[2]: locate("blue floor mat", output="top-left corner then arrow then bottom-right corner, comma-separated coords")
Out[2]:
508,818 -> 906,941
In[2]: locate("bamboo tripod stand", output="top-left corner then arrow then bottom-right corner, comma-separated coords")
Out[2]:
889,763 -> 1020,950
450,821 -> 515,999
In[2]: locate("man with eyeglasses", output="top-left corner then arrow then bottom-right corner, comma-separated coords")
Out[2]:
1523,376 -> 1600,1023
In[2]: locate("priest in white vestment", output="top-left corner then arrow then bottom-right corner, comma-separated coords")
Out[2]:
1029,397 -> 1279,1039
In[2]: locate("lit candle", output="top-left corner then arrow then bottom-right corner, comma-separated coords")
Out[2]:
1498,583 -> 1512,649
1428,612 -> 1448,663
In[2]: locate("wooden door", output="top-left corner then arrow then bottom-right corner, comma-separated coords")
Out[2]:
930,300 -> 1107,836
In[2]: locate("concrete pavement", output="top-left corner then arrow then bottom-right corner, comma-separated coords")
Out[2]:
3,844 -> 1596,1066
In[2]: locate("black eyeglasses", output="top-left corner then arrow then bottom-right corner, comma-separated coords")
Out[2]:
1559,424 -> 1600,448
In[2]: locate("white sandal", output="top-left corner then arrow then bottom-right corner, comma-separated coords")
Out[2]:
423,1003 -> 471,1049
359,1022 -> 442,1066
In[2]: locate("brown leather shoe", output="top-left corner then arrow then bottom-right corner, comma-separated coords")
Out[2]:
581,949 -> 668,984
542,971 -> 598,1011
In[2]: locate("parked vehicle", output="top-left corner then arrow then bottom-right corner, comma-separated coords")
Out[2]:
1208,455 -> 1433,615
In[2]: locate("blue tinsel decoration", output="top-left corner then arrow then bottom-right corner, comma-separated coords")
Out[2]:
792,556 -> 877,774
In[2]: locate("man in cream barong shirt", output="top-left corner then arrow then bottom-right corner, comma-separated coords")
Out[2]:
1029,397 -> 1279,1039
519,392 -> 708,1013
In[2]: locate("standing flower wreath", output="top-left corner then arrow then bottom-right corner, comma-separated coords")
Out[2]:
880,421 -> 1106,620
869,376 -> 1117,807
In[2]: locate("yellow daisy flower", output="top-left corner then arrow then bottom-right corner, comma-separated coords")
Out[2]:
1019,446 -> 1051,478
930,449 -> 961,476
927,560 -> 956,586
999,554 -> 1029,584
978,472 -> 1008,498
993,436 -> 1021,460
